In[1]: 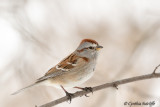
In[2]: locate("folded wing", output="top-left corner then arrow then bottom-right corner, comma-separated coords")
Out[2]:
36,53 -> 88,83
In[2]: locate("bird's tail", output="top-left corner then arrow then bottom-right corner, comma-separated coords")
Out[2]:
11,82 -> 39,95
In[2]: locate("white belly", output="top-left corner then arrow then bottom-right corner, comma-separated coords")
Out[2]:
62,62 -> 96,87
67,69 -> 94,87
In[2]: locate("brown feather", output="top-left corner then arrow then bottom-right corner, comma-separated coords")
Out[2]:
82,57 -> 89,62
44,53 -> 89,76
80,39 -> 98,45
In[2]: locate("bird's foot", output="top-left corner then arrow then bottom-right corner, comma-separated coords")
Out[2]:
82,87 -> 93,93
65,91 -> 74,103
81,87 -> 93,97
74,86 -> 93,97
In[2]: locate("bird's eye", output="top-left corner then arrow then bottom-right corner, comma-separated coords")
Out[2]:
89,47 -> 94,49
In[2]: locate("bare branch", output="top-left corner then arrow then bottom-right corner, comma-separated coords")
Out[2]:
38,66 -> 160,107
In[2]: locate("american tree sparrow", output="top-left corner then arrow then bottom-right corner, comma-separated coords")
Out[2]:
12,39 -> 103,101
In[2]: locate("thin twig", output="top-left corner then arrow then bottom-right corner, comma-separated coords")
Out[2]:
38,65 -> 160,107
153,64 -> 160,74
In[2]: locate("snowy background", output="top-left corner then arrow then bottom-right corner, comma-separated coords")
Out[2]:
0,0 -> 160,107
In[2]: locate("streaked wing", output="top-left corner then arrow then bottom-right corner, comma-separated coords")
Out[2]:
36,53 -> 88,83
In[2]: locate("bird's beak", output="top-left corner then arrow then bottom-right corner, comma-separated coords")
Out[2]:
96,45 -> 103,51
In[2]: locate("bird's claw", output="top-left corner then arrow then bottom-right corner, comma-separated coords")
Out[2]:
82,87 -> 93,97
65,92 -> 74,103
83,87 -> 93,93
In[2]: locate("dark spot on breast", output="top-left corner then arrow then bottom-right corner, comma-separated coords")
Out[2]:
72,59 -> 77,64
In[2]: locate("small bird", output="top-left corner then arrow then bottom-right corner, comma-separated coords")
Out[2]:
12,39 -> 103,101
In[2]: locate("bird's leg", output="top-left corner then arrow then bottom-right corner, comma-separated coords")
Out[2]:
74,86 -> 93,97
60,85 -> 73,103
74,86 -> 93,93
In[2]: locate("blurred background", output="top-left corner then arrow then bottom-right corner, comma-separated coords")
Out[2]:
1,0 -> 160,107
